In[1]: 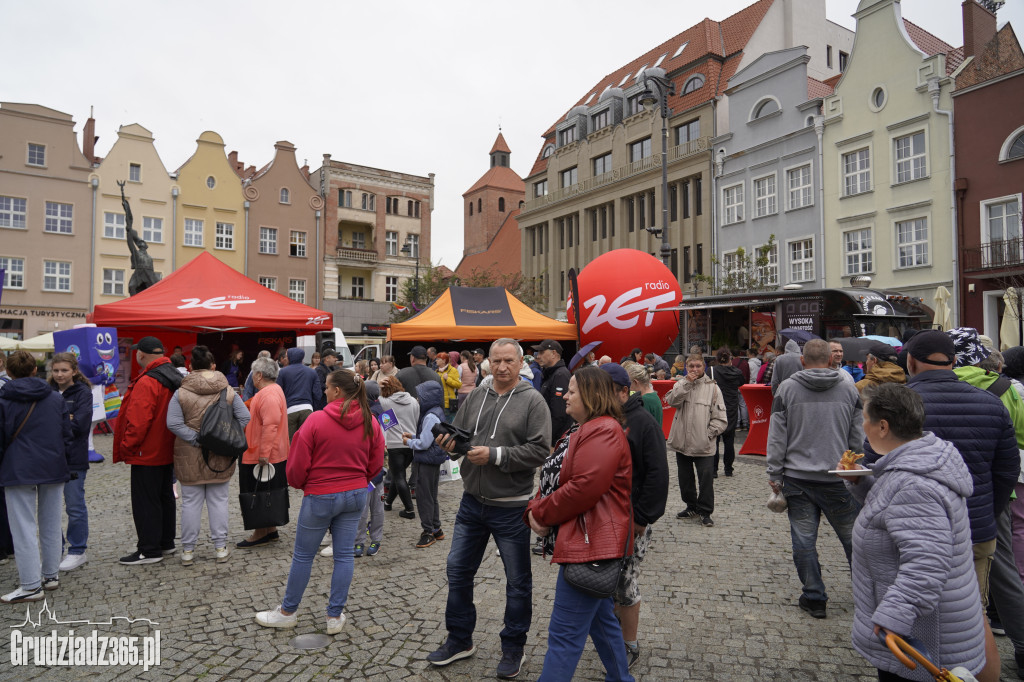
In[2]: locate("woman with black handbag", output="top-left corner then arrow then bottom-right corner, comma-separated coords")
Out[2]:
526,367 -> 634,681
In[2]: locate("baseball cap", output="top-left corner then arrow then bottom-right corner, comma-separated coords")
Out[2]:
321,348 -> 339,359
947,327 -> 991,368
409,345 -> 428,359
599,362 -> 631,388
904,329 -> 955,366
131,336 -> 165,354
473,348 -> 486,355
865,342 -> 898,363
531,339 -> 563,355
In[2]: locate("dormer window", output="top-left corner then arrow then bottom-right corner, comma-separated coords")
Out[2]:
751,98 -> 780,120
682,75 -> 705,94
558,127 -> 577,147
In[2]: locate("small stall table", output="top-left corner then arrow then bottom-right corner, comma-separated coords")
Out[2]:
738,384 -> 773,455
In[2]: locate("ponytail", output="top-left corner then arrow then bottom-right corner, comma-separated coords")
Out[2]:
327,369 -> 374,441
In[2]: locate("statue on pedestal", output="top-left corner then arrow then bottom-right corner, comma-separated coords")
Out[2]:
118,180 -> 161,296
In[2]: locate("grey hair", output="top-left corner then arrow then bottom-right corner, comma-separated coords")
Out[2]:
977,351 -> 1003,373
490,338 -> 523,359
257,350 -> 271,359
625,361 -> 652,386
251,356 -> 279,381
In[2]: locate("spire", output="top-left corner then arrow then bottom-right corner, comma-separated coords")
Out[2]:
489,132 -> 511,168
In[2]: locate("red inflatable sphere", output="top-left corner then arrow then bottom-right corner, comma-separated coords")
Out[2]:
568,249 -> 682,364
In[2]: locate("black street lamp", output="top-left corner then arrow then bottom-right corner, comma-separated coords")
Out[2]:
400,238 -> 420,307
638,70 -> 676,269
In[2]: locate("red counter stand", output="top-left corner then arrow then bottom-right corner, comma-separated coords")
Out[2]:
651,380 -> 677,440
739,384 -> 773,456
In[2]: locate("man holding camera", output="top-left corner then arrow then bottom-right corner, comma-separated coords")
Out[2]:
429,338 -> 551,680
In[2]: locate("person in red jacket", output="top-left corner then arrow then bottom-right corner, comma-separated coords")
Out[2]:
527,366 -> 634,682
113,336 -> 181,566
256,369 -> 385,635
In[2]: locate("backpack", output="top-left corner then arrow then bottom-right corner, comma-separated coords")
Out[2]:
413,405 -> 449,465
196,388 -> 247,473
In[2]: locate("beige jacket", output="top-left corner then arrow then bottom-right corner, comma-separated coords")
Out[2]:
665,374 -> 727,456
173,371 -> 238,485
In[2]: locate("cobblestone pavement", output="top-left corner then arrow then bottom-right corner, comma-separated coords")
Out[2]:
0,433 -> 1017,680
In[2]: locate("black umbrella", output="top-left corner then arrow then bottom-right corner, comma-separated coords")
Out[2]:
836,337 -> 873,363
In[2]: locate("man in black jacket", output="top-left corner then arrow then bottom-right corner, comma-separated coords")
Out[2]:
532,340 -> 572,443
600,362 -> 668,669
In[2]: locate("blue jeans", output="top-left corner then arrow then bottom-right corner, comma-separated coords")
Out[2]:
445,493 -> 532,651
282,488 -> 367,617
63,472 -> 88,555
538,566 -> 634,682
783,476 -> 859,602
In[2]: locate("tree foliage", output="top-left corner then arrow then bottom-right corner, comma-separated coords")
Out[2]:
693,234 -> 778,295
388,264 -> 548,323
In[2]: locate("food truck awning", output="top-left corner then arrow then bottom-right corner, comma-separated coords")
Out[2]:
650,299 -> 784,313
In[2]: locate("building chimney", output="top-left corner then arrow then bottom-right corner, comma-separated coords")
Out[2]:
962,0 -> 997,58
228,150 -> 239,170
83,109 -> 97,164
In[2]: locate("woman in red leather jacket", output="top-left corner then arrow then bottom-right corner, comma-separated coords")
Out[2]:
527,366 -> 634,682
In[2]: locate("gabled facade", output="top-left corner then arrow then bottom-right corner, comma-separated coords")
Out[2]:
953,4 -> 1024,342
822,0 -> 962,321
714,47 -> 830,290
519,0 -> 852,317
174,131 -> 246,272
0,103 -> 93,339
91,123 -> 177,305
242,141 -> 323,307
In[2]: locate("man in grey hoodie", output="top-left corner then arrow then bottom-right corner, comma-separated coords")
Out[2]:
427,338 -> 551,680
766,339 -> 864,620
770,339 -> 803,393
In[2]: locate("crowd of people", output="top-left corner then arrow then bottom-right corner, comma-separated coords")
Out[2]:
1,325 -> 1023,681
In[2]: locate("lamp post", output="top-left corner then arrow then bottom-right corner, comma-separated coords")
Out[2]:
639,70 -> 675,269
401,238 -> 420,307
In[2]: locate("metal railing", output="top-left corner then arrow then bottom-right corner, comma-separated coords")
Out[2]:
521,136 -> 711,215
962,237 -> 1024,271
336,247 -> 379,264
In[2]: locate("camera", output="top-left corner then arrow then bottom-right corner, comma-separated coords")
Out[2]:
431,421 -> 474,457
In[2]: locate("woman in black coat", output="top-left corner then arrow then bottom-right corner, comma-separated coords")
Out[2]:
710,348 -> 745,477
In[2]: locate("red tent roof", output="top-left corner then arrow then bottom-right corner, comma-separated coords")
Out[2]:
91,251 -> 332,332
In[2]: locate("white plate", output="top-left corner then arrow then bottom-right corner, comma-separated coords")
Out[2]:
828,468 -> 872,477
253,463 -> 276,482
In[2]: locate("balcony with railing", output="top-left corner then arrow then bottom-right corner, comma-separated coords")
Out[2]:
963,237 -> 1024,272
521,136 -> 711,215
337,247 -> 379,264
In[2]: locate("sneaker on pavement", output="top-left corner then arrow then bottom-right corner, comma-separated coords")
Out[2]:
366,542 -> 380,556
432,528 -> 445,541
119,551 -> 163,565
416,533 -> 436,549
42,577 -> 59,591
181,550 -> 194,566
626,644 -> 640,670
160,547 -> 176,556
399,509 -> 416,520
353,544 -> 364,558
676,508 -> 699,520
532,544 -> 546,556
255,606 -> 297,629
427,640 -> 476,666
496,649 -> 523,679
59,553 -> 88,572
326,612 -> 346,635
320,545 -> 334,557
701,515 -> 714,527
215,547 -> 229,563
799,595 -> 827,619
1,587 -> 44,604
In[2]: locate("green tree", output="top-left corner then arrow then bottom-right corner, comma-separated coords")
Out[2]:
388,265 -> 548,322
694,234 -> 778,295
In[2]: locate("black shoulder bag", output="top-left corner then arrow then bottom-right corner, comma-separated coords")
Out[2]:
563,507 -> 633,599
196,388 -> 247,473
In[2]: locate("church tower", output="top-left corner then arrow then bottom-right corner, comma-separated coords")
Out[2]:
461,132 -> 525,258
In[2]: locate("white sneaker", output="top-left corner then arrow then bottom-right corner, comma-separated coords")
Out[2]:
214,547 -> 229,563
255,606 -> 297,629
326,612 -> 346,635
1,587 -> 44,603
59,553 -> 88,571
181,550 -> 194,566
320,545 -> 334,557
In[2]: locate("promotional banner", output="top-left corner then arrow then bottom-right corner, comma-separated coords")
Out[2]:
780,299 -> 821,335
567,249 -> 682,363
54,327 -> 119,386
750,311 -> 778,354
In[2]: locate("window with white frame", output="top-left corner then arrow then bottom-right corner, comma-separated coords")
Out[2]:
722,183 -> 744,224
753,175 -> 776,217
142,216 -> 163,243
788,238 -> 814,283
385,231 -> 398,256
844,228 -> 873,274
27,143 -> 45,166
102,268 -> 125,296
350,276 -> 365,299
894,132 -> 926,183
258,276 -> 277,291
104,211 -> 126,239
983,196 -> 1022,266
215,222 -> 234,249
289,279 -> 305,304
842,148 -> 871,196
259,227 -> 277,254
129,163 -> 141,182
0,196 -> 27,229
43,260 -> 71,292
351,231 -> 366,250
290,231 -> 306,257
786,165 -> 812,210
406,233 -> 420,258
184,218 -> 204,246
0,257 -> 25,288
385,276 -> 398,302
722,251 -> 741,280
280,188 -> 290,204
758,242 -> 779,285
44,202 -> 73,234
895,217 -> 929,268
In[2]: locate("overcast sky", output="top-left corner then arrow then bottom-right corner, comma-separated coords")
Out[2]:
4,0 -> 1021,269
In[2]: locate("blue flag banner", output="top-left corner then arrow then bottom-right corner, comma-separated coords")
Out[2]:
377,408 -> 400,432
0,268 -> 5,304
